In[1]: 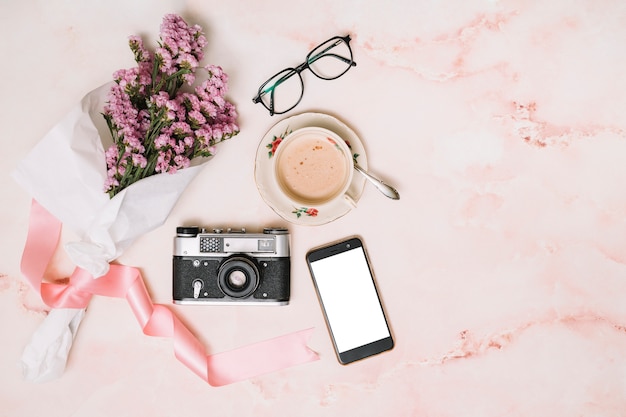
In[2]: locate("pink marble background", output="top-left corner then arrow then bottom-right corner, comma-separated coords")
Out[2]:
2,0 -> 626,415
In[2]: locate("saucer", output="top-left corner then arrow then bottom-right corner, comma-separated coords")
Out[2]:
255,112 -> 367,226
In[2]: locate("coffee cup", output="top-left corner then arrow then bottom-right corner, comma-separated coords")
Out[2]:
274,127 -> 355,208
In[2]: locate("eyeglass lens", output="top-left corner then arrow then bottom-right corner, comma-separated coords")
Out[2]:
254,36 -> 354,115
258,69 -> 304,116
307,37 -> 353,80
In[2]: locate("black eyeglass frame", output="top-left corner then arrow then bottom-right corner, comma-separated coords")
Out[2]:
252,35 -> 357,116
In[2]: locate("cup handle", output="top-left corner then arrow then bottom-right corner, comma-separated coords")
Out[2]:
343,193 -> 357,208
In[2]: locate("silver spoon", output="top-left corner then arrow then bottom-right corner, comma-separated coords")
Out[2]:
354,162 -> 400,200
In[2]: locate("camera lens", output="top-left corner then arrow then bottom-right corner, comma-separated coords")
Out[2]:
227,270 -> 247,289
218,256 -> 259,298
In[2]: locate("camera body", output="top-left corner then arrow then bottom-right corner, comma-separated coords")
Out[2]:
173,226 -> 290,305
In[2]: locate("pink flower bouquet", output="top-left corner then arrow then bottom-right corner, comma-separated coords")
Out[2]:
103,14 -> 238,197
13,14 -> 239,382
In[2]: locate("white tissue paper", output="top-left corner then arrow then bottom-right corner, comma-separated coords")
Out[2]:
13,83 -> 210,382
20,308 -> 86,383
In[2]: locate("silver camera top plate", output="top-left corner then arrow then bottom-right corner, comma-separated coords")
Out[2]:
174,227 -> 290,258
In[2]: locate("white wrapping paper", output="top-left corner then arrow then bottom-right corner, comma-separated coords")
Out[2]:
12,83 -> 211,381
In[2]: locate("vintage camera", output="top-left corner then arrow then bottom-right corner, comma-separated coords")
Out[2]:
173,226 -> 290,305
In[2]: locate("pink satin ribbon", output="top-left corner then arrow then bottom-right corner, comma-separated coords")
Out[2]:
20,200 -> 319,386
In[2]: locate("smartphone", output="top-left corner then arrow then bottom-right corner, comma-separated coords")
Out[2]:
306,237 -> 394,364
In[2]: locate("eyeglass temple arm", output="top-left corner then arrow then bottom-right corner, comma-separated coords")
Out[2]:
308,53 -> 357,67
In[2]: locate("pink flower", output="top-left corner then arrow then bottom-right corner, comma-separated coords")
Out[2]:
124,135 -> 144,152
151,91 -> 170,107
171,122 -> 192,137
270,138 -> 282,155
132,153 -> 148,168
155,150 -> 172,173
182,72 -> 195,85
194,127 -> 213,145
103,175 -> 119,191
183,136 -> 195,148
180,93 -> 200,110
211,126 -> 223,141
200,101 -> 218,119
188,110 -> 206,126
128,35 -> 151,63
177,53 -> 198,70
174,155 -> 190,169
306,208 -> 319,216
105,146 -> 119,165
156,47 -> 175,75
154,134 -> 171,149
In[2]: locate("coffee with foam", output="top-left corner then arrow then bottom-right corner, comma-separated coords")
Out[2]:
275,129 -> 351,205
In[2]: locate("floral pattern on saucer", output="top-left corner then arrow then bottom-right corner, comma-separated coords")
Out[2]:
266,127 -> 291,158
293,207 -> 319,218
254,112 -> 367,226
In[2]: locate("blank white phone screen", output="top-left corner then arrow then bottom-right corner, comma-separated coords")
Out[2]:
310,246 -> 390,353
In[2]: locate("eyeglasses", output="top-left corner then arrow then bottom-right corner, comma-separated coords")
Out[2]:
252,35 -> 357,116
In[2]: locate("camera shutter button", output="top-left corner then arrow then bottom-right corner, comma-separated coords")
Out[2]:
177,226 -> 200,237
263,227 -> 288,235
